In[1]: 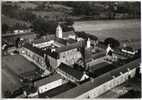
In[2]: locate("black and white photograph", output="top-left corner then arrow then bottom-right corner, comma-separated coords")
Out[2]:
1,0 -> 141,98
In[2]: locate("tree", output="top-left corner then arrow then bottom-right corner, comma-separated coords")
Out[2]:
2,24 -> 9,34
104,37 -> 120,48
65,18 -> 74,26
18,10 -> 37,22
31,18 -> 58,36
4,90 -> 12,98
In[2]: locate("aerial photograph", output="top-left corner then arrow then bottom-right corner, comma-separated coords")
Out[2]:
1,1 -> 141,98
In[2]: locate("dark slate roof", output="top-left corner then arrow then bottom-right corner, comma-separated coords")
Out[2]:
75,31 -> 98,41
85,50 -> 106,63
62,31 -> 75,38
53,58 -> 140,98
53,75 -> 112,98
23,43 -> 44,57
66,38 -> 77,44
33,35 -> 56,44
89,62 -> 109,72
55,41 -> 84,53
58,63 -> 84,80
34,73 -> 62,88
92,51 -> 106,59
45,49 -> 59,59
39,82 -> 77,98
113,49 -> 134,58
55,38 -> 67,45
91,64 -> 117,78
122,47 -> 134,52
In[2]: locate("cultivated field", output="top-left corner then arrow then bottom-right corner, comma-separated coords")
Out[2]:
2,55 -> 41,96
73,19 -> 141,49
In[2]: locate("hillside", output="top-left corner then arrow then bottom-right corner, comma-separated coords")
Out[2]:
2,15 -> 31,27
2,1 -> 140,34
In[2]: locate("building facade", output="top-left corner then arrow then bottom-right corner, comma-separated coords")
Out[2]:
19,43 -> 49,73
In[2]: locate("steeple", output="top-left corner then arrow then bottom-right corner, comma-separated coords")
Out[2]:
56,24 -> 62,38
86,38 -> 91,48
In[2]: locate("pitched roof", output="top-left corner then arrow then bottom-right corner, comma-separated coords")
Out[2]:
55,41 -> 84,53
89,62 -> 109,72
92,64 -> 117,78
66,38 -> 77,44
62,31 -> 75,38
58,63 -> 84,80
113,49 -> 134,58
23,43 -> 45,57
55,38 -> 67,45
33,35 -> 56,44
53,58 -> 140,98
45,49 -> 59,59
75,31 -> 98,41
122,47 -> 134,52
34,73 -> 62,88
39,82 -> 76,98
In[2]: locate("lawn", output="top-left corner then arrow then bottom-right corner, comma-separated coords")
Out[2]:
2,68 -> 22,94
2,55 -> 38,75
2,55 -> 41,97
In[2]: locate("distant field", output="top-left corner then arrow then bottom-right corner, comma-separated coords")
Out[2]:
32,11 -> 66,19
16,2 -> 38,9
2,15 -> 31,27
32,8 -> 71,20
73,19 -> 141,49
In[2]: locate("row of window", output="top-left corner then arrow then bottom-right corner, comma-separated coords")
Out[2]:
79,68 -> 136,98
22,49 -> 46,68
60,49 -> 77,58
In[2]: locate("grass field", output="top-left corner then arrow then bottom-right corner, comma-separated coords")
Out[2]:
2,55 -> 41,96
2,55 -> 38,75
73,19 -> 141,49
2,67 -> 22,94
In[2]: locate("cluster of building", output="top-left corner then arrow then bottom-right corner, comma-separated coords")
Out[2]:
4,24 -> 141,98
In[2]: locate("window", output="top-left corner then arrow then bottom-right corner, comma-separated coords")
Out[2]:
62,55 -> 65,58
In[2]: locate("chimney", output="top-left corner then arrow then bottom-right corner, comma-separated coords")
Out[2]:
86,38 -> 91,48
51,49 -> 56,52
56,24 -> 62,38
44,53 -> 46,60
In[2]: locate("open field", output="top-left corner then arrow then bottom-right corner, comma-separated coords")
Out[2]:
2,55 -> 38,75
2,55 -> 41,96
2,67 -> 22,94
73,19 -> 141,49
74,19 -> 140,40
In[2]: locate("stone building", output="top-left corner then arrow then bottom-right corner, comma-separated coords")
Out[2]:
57,63 -> 89,83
